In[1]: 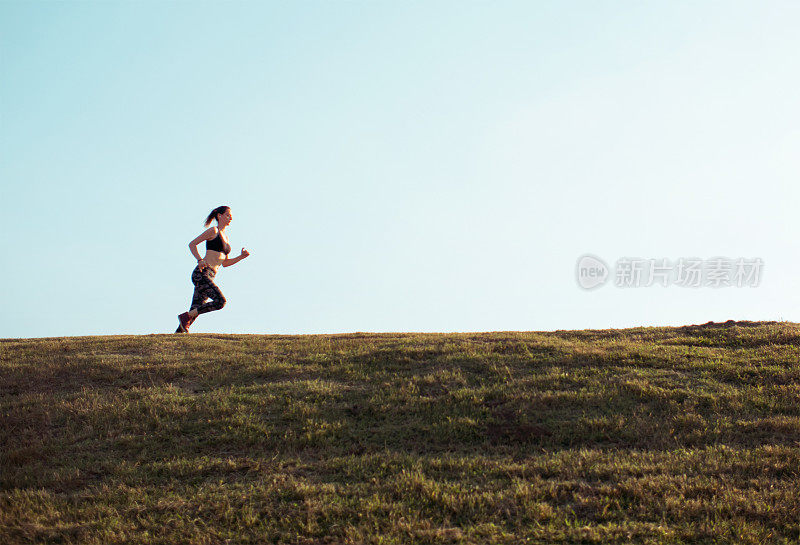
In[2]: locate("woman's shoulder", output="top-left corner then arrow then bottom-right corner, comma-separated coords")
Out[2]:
197,226 -> 218,242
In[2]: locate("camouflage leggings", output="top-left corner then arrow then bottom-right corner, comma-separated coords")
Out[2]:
190,265 -> 227,315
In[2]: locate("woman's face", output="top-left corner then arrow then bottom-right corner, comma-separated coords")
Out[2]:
219,209 -> 233,226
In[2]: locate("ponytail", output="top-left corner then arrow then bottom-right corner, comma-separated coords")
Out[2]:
204,205 -> 230,227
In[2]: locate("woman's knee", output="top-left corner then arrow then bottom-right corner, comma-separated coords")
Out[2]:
216,295 -> 227,309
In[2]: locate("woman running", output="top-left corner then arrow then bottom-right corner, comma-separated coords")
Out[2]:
176,205 -> 250,333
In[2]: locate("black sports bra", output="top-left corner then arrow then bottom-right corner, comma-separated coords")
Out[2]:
206,231 -> 231,255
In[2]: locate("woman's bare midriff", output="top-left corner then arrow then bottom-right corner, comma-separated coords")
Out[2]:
202,249 -> 226,272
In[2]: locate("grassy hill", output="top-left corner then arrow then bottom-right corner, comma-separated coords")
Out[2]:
2,321 -> 799,544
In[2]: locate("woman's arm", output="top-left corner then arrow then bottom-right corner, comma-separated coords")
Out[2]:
189,227 -> 217,261
223,248 -> 250,268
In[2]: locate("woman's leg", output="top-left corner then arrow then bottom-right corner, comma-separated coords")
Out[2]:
178,268 -> 226,332
189,283 -> 208,317
188,269 -> 207,319
190,273 -> 227,316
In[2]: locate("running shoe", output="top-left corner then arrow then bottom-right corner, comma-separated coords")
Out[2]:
177,312 -> 192,333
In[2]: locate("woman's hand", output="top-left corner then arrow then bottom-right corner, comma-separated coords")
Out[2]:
240,248 -> 250,259
197,258 -> 207,269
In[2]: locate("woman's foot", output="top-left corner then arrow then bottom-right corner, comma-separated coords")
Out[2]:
178,312 -> 192,332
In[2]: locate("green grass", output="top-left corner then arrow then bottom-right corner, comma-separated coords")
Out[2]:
2,321 -> 799,544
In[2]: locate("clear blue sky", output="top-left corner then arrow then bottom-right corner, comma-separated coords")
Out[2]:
2,1 -> 799,338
